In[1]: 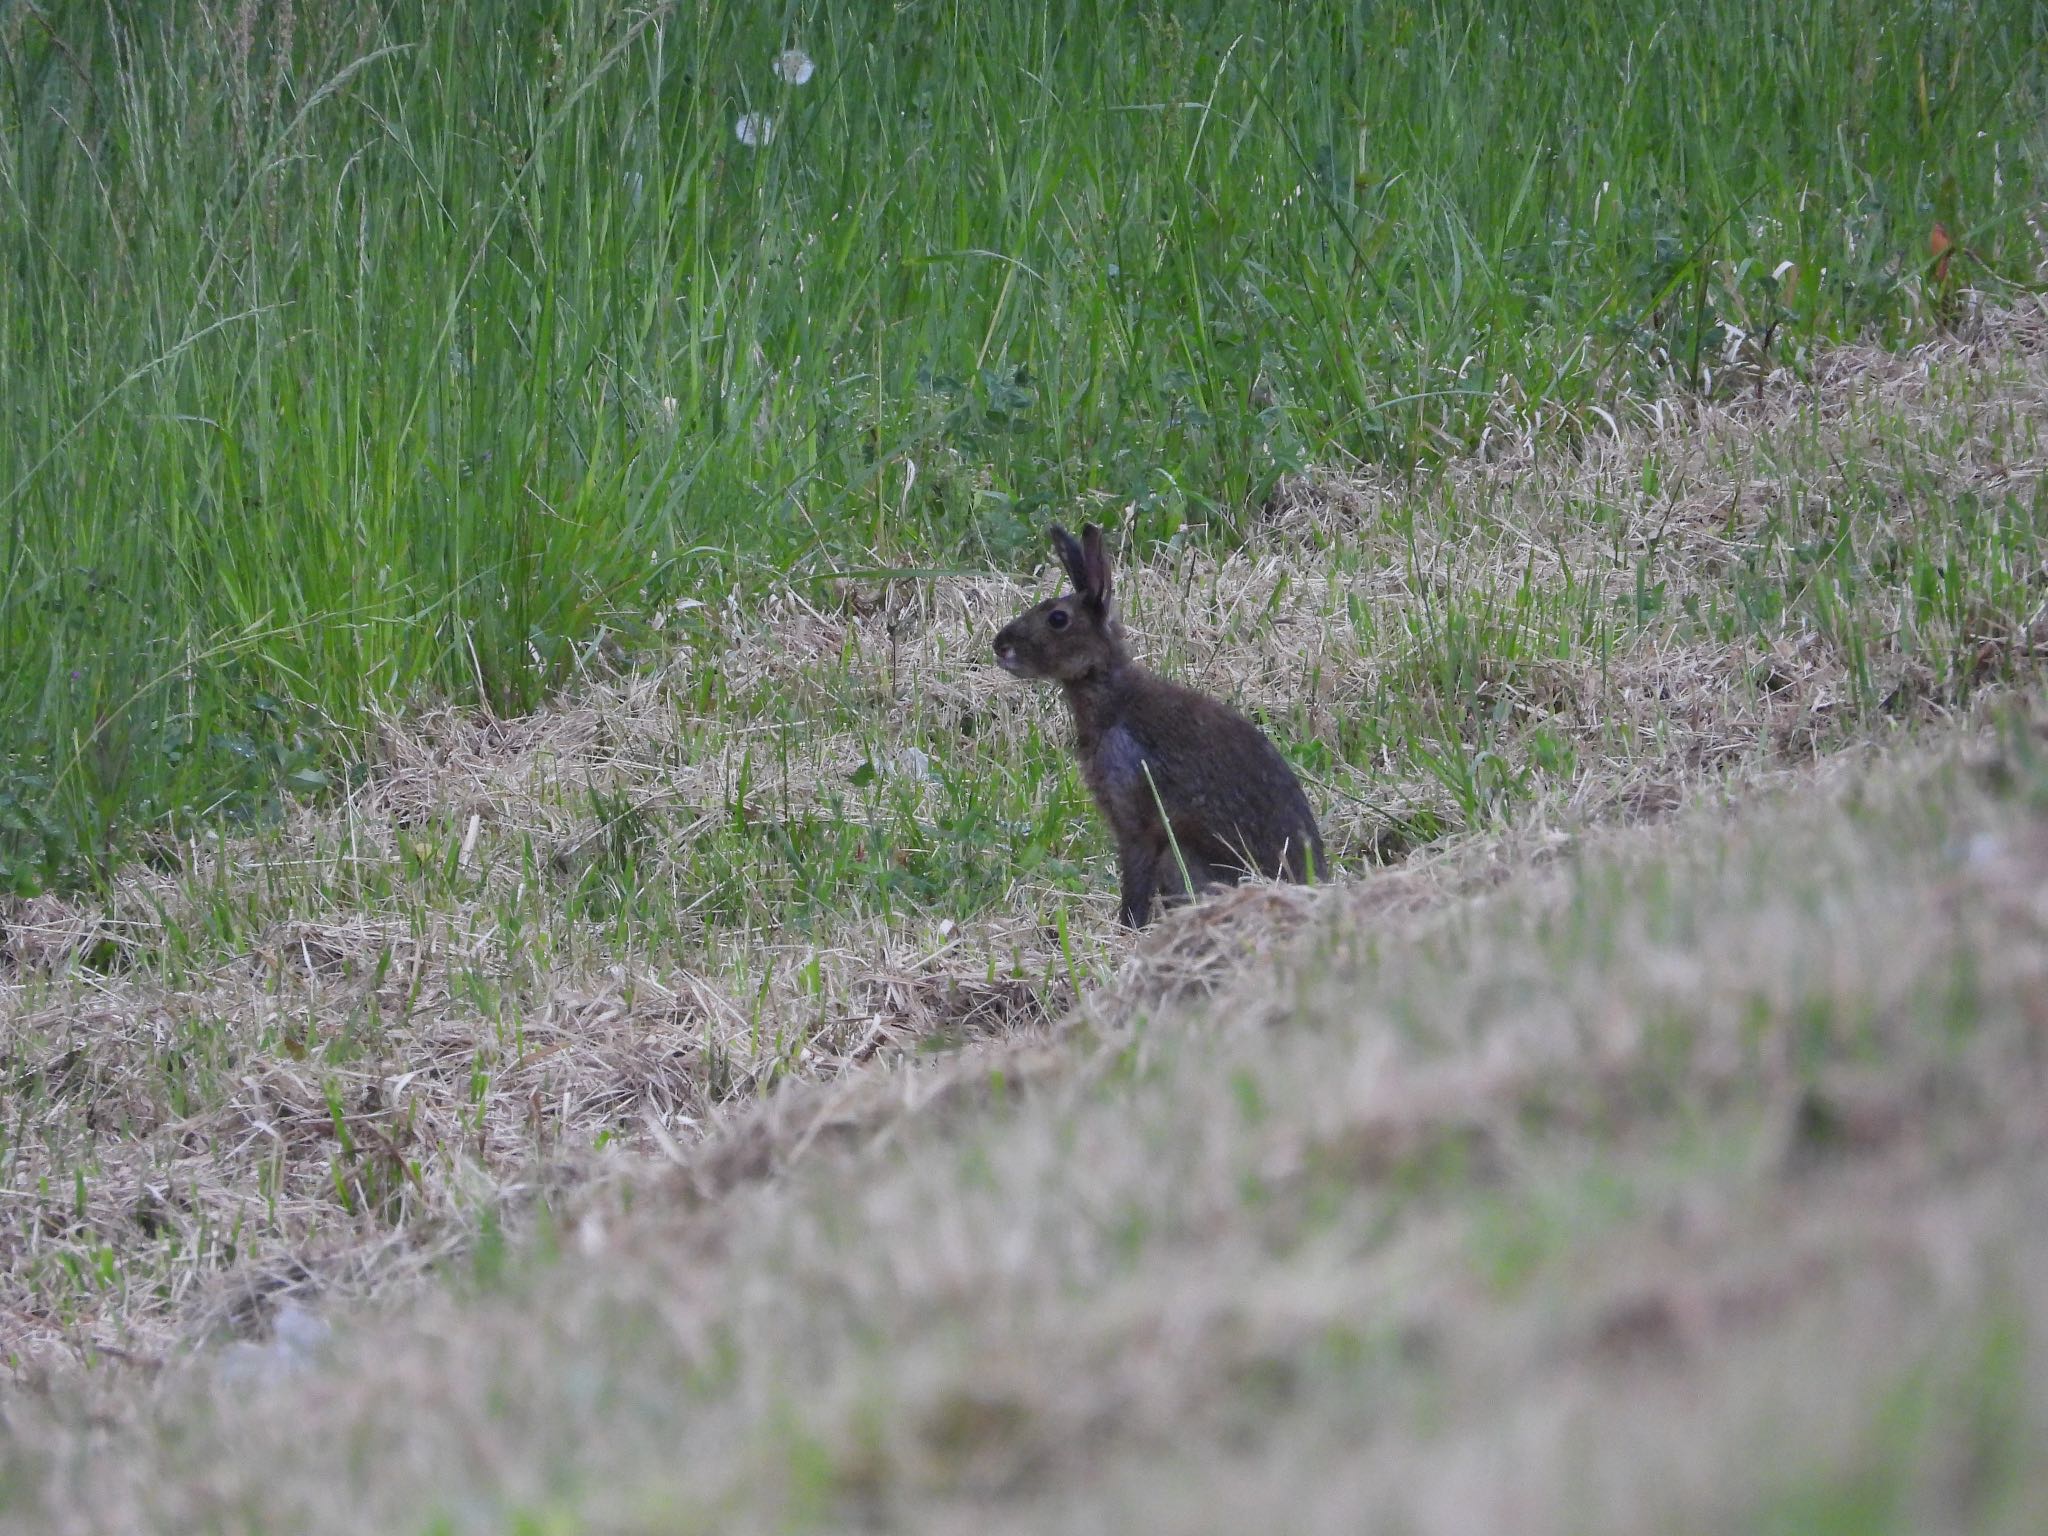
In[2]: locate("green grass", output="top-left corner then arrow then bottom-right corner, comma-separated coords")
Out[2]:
3,0 -> 2045,889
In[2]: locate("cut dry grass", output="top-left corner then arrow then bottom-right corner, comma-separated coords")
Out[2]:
0,303 -> 2044,1388
5,680 -> 2046,1534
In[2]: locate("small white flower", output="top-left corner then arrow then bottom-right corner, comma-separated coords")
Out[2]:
734,113 -> 775,147
773,49 -> 815,85
659,395 -> 679,423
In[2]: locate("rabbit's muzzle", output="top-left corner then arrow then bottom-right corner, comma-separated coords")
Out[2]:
992,623 -> 1033,676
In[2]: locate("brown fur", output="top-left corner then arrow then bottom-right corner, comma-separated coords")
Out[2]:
994,524 -> 1326,927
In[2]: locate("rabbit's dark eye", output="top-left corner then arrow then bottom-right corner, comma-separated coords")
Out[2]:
1048,607 -> 1070,630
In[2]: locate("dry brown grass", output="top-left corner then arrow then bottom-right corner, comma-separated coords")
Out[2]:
5,688 -> 2044,1535
0,299 -> 2044,1397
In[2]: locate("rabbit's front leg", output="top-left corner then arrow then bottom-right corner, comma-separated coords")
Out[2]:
1115,832 -> 1162,928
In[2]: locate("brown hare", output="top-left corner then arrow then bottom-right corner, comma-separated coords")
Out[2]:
994,524 -> 1325,927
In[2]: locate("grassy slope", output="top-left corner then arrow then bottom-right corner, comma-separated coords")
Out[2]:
3,0 -> 2045,885
2,308 -> 2043,1373
0,310 -> 2045,1530
7,679 -> 2048,1533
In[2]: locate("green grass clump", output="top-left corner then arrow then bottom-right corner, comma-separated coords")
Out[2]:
3,0 -> 2045,889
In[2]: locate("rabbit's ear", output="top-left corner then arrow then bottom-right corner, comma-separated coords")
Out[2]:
1050,525 -> 1089,593
1079,524 -> 1113,611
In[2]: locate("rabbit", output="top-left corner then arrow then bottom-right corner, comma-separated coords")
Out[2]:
993,523 -> 1326,928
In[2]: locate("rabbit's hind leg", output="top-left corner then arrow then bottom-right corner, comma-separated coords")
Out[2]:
1116,832 -> 1230,928
1159,845 -> 1221,899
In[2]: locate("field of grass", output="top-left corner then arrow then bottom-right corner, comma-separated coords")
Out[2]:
4,3 -> 2048,1531
3,0 -> 2046,887
0,298 -> 2044,1527
6,642 -> 2048,1532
